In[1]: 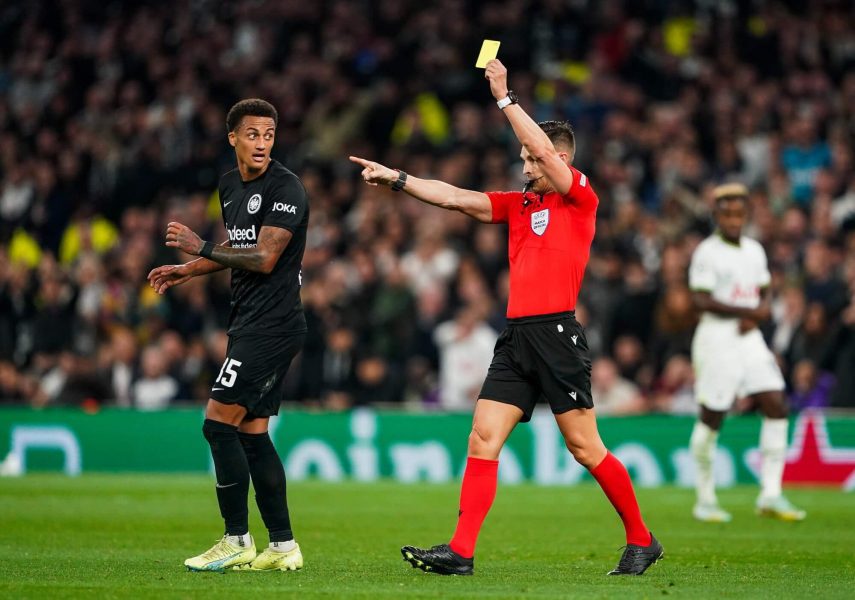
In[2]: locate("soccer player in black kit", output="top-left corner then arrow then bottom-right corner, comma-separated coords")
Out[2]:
147,99 -> 309,572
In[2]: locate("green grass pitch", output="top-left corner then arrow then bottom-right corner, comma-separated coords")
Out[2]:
1,475 -> 853,599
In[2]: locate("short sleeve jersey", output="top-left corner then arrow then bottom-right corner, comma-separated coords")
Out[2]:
689,234 -> 770,327
218,159 -> 309,335
486,166 -> 598,318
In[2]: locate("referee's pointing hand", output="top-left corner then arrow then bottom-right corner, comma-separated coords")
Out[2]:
350,155 -> 397,187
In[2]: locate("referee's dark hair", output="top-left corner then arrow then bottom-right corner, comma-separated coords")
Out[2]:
226,98 -> 279,132
538,120 -> 575,157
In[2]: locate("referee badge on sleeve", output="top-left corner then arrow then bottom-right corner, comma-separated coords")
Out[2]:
531,208 -> 549,236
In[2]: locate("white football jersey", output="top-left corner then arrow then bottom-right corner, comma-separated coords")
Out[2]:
689,233 -> 770,333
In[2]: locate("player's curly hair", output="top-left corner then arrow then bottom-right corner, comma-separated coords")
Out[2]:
712,182 -> 749,205
226,98 -> 279,132
538,120 -> 575,157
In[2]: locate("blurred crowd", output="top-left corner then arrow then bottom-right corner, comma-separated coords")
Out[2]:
0,0 -> 853,414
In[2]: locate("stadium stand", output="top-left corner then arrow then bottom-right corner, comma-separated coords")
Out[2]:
0,0 -> 852,412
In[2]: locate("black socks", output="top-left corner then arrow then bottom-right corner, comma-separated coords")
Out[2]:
239,431 -> 294,542
202,419 -> 293,542
202,419 -> 250,536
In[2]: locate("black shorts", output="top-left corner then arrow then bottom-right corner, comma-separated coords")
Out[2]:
210,332 -> 305,418
479,311 -> 593,422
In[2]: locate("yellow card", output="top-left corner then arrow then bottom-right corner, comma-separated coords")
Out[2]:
475,40 -> 501,68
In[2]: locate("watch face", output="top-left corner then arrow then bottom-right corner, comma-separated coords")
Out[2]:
508,91 -> 518,104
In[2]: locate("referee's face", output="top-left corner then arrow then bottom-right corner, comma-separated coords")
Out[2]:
229,116 -> 276,172
521,147 -> 548,195
521,146 -> 570,195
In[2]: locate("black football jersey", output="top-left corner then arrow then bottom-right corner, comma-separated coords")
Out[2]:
218,159 -> 309,335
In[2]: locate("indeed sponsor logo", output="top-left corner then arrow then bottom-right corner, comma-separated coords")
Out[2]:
228,224 -> 257,243
274,202 -> 297,214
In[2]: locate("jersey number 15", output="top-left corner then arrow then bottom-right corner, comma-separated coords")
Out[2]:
215,358 -> 243,388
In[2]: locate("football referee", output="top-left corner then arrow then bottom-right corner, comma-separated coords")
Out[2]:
148,99 -> 309,572
351,60 -> 662,576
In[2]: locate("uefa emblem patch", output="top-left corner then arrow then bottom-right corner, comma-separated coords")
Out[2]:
247,194 -> 262,214
531,208 -> 549,236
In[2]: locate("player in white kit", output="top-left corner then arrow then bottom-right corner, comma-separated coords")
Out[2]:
688,183 -> 806,523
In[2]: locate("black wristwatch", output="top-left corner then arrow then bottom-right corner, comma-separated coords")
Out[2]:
496,90 -> 519,109
391,169 -> 408,192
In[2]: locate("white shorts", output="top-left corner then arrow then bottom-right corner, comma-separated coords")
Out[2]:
691,326 -> 784,412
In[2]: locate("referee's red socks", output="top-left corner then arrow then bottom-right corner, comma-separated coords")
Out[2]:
449,456 -> 499,558
590,452 -> 651,546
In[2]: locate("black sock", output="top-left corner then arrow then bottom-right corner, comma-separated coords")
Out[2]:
202,419 -> 250,536
239,431 -> 293,542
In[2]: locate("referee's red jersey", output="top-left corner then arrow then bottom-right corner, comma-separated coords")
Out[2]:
486,166 -> 598,318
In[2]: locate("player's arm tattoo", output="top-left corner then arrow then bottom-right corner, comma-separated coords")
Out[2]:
187,240 -> 231,276
208,226 -> 293,274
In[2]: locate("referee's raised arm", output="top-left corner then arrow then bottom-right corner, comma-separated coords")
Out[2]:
484,59 -> 575,197
349,155 -> 494,223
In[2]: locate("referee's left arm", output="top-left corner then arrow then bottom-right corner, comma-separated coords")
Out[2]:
484,60 -> 574,196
